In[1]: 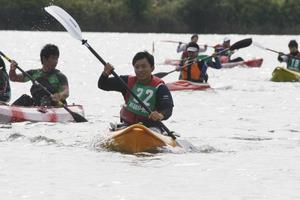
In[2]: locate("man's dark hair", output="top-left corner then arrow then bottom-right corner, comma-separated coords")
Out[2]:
191,34 -> 198,40
132,51 -> 154,67
288,40 -> 298,48
40,44 -> 59,64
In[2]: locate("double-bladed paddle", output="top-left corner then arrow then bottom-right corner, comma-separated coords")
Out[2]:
253,42 -> 300,60
0,51 -> 88,123
44,5 -> 176,139
154,38 -> 253,78
160,40 -> 213,48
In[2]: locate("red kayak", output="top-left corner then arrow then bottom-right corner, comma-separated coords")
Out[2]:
222,58 -> 263,68
166,80 -> 211,91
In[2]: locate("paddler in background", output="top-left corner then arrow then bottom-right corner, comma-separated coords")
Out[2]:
177,34 -> 207,53
214,37 -> 244,63
9,44 -> 69,107
278,40 -> 300,72
0,55 -> 11,103
177,34 -> 208,65
98,51 -> 174,132
176,42 -> 222,83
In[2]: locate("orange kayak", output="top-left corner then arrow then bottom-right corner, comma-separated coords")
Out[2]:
166,80 -> 211,91
103,124 -> 179,154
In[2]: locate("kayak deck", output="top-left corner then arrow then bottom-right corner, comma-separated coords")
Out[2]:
0,104 -> 85,123
166,80 -> 211,91
103,124 -> 178,154
270,67 -> 300,82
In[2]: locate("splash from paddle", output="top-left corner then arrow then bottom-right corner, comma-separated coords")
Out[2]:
0,51 -> 88,123
44,5 -> 177,139
154,38 -> 253,78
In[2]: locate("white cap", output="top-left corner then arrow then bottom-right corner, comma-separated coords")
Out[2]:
223,37 -> 230,42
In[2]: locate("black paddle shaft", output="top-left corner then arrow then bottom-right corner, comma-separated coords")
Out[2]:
82,40 -> 176,139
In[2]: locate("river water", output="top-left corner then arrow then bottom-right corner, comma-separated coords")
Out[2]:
0,31 -> 300,200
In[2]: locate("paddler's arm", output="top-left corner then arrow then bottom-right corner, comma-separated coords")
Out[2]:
51,85 -> 69,103
51,73 -> 69,103
98,63 -> 128,94
199,45 -> 207,53
9,60 -> 25,82
149,84 -> 174,121
208,54 -> 222,69
277,53 -> 288,63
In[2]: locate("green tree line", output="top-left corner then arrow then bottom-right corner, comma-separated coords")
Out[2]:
0,0 -> 299,34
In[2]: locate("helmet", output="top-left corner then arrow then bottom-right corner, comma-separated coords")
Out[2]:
223,37 -> 230,43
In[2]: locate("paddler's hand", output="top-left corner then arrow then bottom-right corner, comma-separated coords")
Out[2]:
51,93 -> 62,102
211,53 -> 217,57
149,111 -> 164,121
9,60 -> 18,71
102,63 -> 114,76
175,65 -> 181,71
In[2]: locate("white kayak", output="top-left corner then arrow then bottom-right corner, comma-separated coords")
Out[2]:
0,104 -> 85,123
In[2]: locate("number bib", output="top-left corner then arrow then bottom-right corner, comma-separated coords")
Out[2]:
126,82 -> 157,117
288,58 -> 300,71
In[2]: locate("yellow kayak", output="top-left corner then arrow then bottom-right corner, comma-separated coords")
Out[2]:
103,124 -> 179,154
271,67 -> 300,82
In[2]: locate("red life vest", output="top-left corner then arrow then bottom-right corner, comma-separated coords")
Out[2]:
120,75 -> 164,125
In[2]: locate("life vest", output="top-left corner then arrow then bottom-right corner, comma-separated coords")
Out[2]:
120,75 -> 164,125
214,44 -> 232,57
180,62 -> 202,82
287,52 -> 300,71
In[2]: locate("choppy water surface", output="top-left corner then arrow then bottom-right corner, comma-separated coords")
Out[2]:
0,31 -> 300,200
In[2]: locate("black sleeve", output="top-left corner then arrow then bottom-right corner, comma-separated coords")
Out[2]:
207,57 -> 222,69
57,72 -> 68,86
98,74 -> 128,96
156,84 -> 174,120
23,69 -> 37,82
0,57 -> 5,69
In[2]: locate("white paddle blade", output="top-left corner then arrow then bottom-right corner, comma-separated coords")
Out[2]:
45,5 -> 83,41
252,42 -> 266,50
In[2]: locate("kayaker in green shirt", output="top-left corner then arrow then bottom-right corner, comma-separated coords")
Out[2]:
278,40 -> 300,72
0,56 -> 11,103
9,44 -> 69,107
